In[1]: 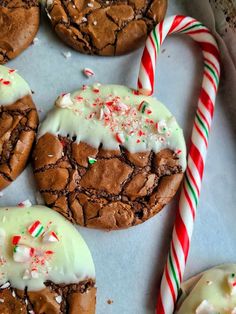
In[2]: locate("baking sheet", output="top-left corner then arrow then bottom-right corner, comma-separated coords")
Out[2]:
1,1 -> 236,313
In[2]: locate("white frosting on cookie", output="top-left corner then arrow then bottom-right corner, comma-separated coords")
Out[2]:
38,84 -> 187,169
0,205 -> 95,291
176,264 -> 236,314
0,65 -> 31,106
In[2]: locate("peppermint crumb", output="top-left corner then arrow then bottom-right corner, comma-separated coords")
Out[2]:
48,154 -> 54,157
82,17 -> 87,22
0,299 -> 4,303
33,37 -> 39,44
12,290 -> 16,298
18,200 -> 32,208
87,3 -> 93,7
55,295 -> 62,304
93,20 -> 97,25
62,51 -> 71,59
107,299 -> 113,305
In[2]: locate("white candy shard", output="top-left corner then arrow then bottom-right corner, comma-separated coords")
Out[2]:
55,295 -> 62,304
56,93 -> 74,109
33,37 -> 39,44
62,51 -> 71,59
13,245 -> 34,263
23,269 -> 31,280
157,120 -> 168,134
43,231 -> 59,243
31,269 -> 39,279
195,300 -> 216,314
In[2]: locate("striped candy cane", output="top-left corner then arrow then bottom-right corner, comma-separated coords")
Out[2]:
138,15 -> 220,313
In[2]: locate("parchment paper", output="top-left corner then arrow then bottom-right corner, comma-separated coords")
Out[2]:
0,1 -> 235,313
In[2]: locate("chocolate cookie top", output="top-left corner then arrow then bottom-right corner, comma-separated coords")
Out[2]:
45,0 -> 167,55
0,0 -> 40,64
176,265 -> 236,314
38,84 -> 186,169
0,205 -> 95,291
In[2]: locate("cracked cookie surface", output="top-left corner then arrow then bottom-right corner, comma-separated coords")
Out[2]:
0,0 -> 40,64
33,84 -> 186,230
0,65 -> 39,190
46,0 -> 167,55
0,280 -> 96,314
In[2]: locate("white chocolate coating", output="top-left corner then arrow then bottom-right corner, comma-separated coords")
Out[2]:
38,84 -> 187,169
176,264 -> 236,314
0,65 -> 31,106
0,206 -> 95,291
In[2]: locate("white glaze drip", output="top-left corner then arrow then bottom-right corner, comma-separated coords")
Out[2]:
0,65 -> 31,106
38,84 -> 187,169
0,206 -> 95,291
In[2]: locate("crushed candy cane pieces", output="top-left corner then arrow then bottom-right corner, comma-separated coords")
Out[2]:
12,235 -> 22,245
28,220 -> 44,238
13,245 -> 35,263
83,68 -> 95,78
88,157 -> 97,164
18,200 -> 32,208
43,231 -> 59,243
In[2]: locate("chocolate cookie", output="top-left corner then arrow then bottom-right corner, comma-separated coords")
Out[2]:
176,264 -> 236,313
33,84 -> 186,230
0,65 -> 39,190
0,0 -> 40,64
0,205 -> 96,314
45,0 -> 167,55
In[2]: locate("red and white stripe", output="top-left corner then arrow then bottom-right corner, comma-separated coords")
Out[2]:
138,15 -> 220,313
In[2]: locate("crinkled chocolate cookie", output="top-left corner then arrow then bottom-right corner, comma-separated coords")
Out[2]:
0,0 -> 40,64
45,0 -> 167,55
33,84 -> 186,230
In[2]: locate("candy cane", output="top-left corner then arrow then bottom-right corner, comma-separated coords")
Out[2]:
138,15 -> 220,313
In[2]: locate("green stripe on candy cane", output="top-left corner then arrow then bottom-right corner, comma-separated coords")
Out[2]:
196,111 -> 209,138
204,62 -> 220,85
137,15 -> 220,314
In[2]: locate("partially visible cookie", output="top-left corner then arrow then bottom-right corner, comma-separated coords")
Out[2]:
45,0 -> 167,55
176,264 -> 236,314
0,205 -> 96,314
0,65 -> 39,190
0,0 -> 40,64
33,84 -> 186,230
